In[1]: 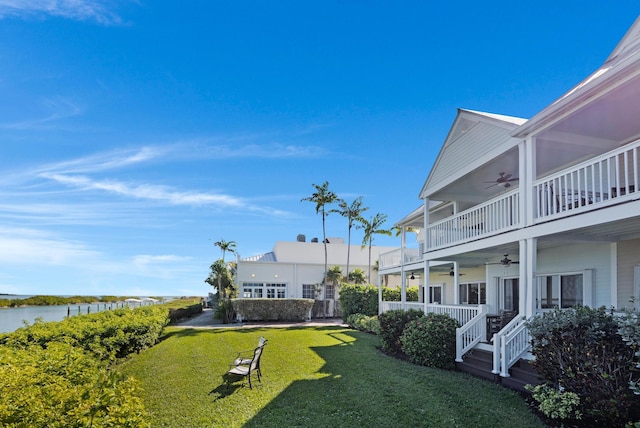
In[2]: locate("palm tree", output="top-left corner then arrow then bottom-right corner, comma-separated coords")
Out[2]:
326,265 -> 343,288
214,238 -> 237,262
348,268 -> 367,284
213,238 -> 237,304
331,197 -> 368,282
361,213 -> 392,284
301,181 -> 338,317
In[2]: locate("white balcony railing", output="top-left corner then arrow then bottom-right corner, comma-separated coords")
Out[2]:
535,139 -> 640,221
427,191 -> 520,250
379,248 -> 420,269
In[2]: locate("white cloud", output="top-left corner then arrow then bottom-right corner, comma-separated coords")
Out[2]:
0,227 -> 99,265
0,0 -> 123,25
0,96 -> 83,130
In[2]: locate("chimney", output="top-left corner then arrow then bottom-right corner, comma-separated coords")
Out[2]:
296,234 -> 306,242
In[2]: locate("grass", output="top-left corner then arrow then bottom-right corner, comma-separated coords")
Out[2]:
119,325 -> 545,428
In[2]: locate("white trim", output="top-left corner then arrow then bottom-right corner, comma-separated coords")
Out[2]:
634,265 -> 640,310
610,243 -> 618,308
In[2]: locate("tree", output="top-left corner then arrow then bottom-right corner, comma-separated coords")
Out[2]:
361,213 -> 392,283
213,238 -> 237,301
331,197 -> 368,282
348,268 -> 367,284
214,238 -> 237,262
326,265 -> 343,287
204,259 -> 235,299
301,181 -> 338,317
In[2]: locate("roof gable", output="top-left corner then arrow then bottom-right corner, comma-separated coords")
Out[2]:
420,109 -> 526,198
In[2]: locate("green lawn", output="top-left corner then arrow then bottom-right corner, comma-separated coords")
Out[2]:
119,325 -> 545,428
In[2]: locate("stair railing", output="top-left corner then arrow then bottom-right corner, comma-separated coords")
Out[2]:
491,316 -> 530,376
455,309 -> 487,362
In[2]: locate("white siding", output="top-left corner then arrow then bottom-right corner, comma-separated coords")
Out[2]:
537,243 -> 612,307
617,238 -> 640,309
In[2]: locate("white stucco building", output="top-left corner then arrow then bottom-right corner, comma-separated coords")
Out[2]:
236,235 -> 400,314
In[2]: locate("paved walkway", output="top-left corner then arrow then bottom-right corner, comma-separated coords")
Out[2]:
175,308 -> 348,329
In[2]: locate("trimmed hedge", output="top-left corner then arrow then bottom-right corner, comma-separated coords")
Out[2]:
382,286 -> 419,302
0,305 -> 172,427
339,284 -> 379,318
168,303 -> 203,323
0,305 -> 169,361
231,298 -> 314,321
0,343 -> 149,427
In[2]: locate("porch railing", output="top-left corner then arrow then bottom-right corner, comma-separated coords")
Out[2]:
535,139 -> 640,221
426,304 -> 482,326
380,301 -> 423,312
455,306 -> 488,362
379,248 -> 421,269
491,315 -> 530,376
380,302 -> 482,327
427,190 -> 519,250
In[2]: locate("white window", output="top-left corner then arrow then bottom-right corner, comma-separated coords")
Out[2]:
537,273 -> 583,309
242,282 -> 263,298
302,284 -> 316,299
325,284 -> 335,300
459,282 -> 486,305
428,285 -> 443,304
266,283 -> 286,299
242,282 -> 287,298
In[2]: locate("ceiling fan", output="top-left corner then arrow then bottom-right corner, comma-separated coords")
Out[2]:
487,254 -> 519,267
485,172 -> 519,189
440,267 -> 465,276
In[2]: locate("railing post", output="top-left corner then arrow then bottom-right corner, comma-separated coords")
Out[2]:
455,326 -> 463,362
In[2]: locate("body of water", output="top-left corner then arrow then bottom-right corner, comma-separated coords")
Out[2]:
0,295 -> 170,334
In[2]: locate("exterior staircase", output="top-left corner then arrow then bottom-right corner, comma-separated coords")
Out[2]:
456,349 -> 541,393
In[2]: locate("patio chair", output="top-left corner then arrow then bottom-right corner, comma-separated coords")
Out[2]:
226,344 -> 265,389
232,336 -> 267,367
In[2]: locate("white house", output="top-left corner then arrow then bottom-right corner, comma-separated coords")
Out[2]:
378,16 -> 640,386
236,235 -> 400,316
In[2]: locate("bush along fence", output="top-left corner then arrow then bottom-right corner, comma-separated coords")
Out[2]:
0,304 -> 173,427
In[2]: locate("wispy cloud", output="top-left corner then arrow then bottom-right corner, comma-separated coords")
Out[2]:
0,0 -> 123,25
197,142 -> 327,159
0,96 -> 83,130
41,173 -> 248,208
0,226 -> 99,265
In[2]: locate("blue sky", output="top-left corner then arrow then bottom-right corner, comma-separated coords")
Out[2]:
0,2 -> 637,297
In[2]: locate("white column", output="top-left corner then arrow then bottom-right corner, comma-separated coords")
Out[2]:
524,136 -> 536,226
423,198 -> 430,250
401,226 -> 407,310
521,238 -> 537,318
453,261 -> 460,305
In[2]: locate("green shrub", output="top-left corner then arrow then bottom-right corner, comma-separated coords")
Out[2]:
526,384 -> 582,422
382,286 -> 419,302
231,298 -> 314,321
400,313 -> 459,369
339,284 -> 379,319
378,309 -> 424,355
346,313 -> 380,334
168,303 -> 203,323
526,306 -> 640,427
0,343 -> 149,427
214,299 -> 236,323
617,309 -> 640,396
0,305 -> 169,361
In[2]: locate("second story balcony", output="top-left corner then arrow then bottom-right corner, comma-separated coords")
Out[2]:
387,137 -> 640,259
